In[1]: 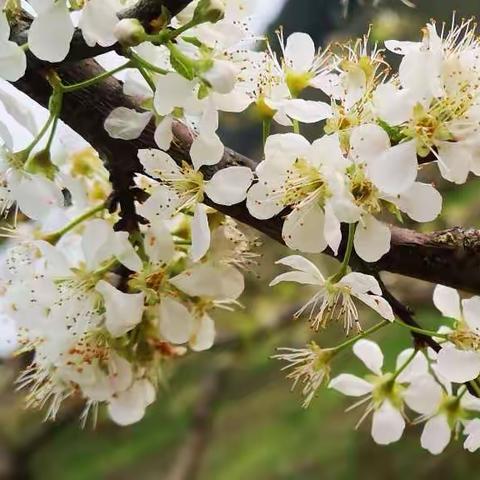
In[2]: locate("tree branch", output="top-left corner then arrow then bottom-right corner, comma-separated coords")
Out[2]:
12,57 -> 480,293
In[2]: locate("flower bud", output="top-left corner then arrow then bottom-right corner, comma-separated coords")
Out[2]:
114,19 -> 147,47
193,0 -> 225,24
24,149 -> 57,179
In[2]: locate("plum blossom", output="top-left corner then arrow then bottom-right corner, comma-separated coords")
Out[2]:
330,340 -> 428,445
246,133 -> 350,255
273,342 -> 334,407
270,255 -> 394,333
137,148 -> 252,261
406,374 -> 480,455
432,285 -> 480,383
342,123 -> 442,262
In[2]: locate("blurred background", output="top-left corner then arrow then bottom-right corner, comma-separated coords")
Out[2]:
2,0 -> 480,478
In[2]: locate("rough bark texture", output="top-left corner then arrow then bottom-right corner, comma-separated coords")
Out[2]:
10,3 -> 480,294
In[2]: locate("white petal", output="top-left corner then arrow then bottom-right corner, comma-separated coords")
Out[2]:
354,215 -> 391,262
190,133 -> 224,170
323,202 -> 342,255
13,175 -> 64,221
0,313 -> 17,358
395,182 -> 442,222
371,401 -> 405,445
81,219 -> 114,270
203,59 -> 237,94
190,314 -> 215,351
436,345 -> 480,383
0,39 -> 26,82
437,142 -> 472,184
154,116 -> 174,150
464,419 -> 480,452
28,1 -> 74,62
246,182 -> 284,220
190,204 -> 210,262
153,73 -> 195,115
137,149 -> 180,179
158,297 -> 194,344
285,32 -> 315,72
340,272 -> 382,295
421,415 -> 451,455
0,88 -> 37,136
385,39 -> 420,55
136,185 -> 178,220
264,133 -> 311,164
395,349 -> 428,383
104,107 -> 151,140
369,140 -> 418,195
108,382 -> 149,426
462,296 -> 480,333
433,284 -> 461,319
349,124 -> 390,165
282,204 -> 328,253
356,293 -> 395,321
205,166 -> 253,206
79,0 -> 119,48
96,280 -> 145,338
113,231 -> 143,272
353,339 -> 384,375
144,220 -> 175,266
275,255 -> 323,279
269,271 -> 322,287
283,99 -> 332,123
328,373 -> 373,396
170,264 -> 244,300
372,83 -> 414,126
404,374 -> 443,415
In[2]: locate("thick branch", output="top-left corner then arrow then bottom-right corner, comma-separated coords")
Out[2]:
13,59 -> 480,293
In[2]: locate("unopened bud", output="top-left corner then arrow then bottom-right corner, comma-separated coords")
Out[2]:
24,149 -> 57,179
114,19 -> 147,47
193,0 -> 225,24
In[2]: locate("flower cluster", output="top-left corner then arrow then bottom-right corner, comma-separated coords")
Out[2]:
1,0 -> 480,455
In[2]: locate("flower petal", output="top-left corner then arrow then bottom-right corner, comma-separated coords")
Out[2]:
369,140 -> 418,195
29,1 -> 74,62
283,99 -> 332,123
170,264 -> 244,300
329,373 -> 373,396
285,32 -> 315,72
104,107 -> 151,140
354,215 -> 391,262
190,314 -> 216,352
190,203 -> 210,262
421,414 -> 451,455
404,374 -> 443,415
282,204 -> 328,253
353,339 -> 384,375
433,284 -> 461,320
371,401 -> 405,445
96,280 -> 145,338
158,297 -> 194,345
462,296 -> 480,333
205,166 -> 253,206
395,182 -> 442,222
436,345 -> 480,383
